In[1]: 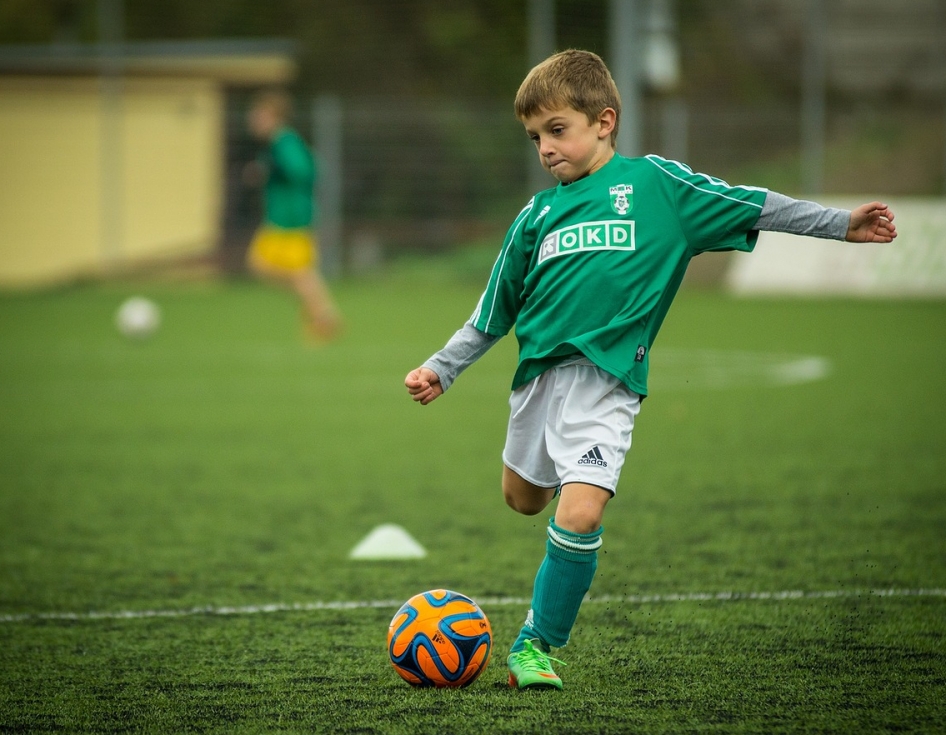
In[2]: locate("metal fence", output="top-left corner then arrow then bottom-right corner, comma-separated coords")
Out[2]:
220,93 -> 945,275
213,0 -> 946,275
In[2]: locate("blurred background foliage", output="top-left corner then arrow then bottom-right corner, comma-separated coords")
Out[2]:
1,0 -> 943,271
3,0 -> 942,104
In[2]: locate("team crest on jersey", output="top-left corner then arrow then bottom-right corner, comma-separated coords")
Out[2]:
609,184 -> 633,215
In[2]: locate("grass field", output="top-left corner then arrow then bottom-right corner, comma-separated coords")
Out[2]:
1,258 -> 945,734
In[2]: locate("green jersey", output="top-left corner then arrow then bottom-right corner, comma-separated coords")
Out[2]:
262,127 -> 317,229
470,154 -> 768,396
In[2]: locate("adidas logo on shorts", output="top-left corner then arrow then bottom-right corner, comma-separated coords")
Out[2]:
577,446 -> 608,467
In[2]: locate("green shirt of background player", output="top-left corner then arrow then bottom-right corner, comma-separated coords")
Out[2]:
262,125 -> 316,230
404,50 -> 896,691
246,89 -> 342,341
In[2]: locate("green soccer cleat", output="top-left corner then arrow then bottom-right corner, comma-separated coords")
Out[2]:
507,639 -> 566,690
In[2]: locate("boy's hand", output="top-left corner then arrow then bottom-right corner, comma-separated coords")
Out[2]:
405,367 -> 443,405
847,202 -> 897,243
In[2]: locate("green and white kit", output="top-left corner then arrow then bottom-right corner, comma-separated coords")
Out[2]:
421,152 -> 853,660
425,154 -> 849,398
502,357 -> 641,493
423,153 -> 850,490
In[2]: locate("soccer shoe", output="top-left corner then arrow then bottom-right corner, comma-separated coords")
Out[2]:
507,639 -> 565,690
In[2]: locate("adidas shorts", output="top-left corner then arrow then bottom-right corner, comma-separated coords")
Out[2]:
502,358 -> 641,494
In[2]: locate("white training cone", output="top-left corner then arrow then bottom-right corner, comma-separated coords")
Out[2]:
348,524 -> 427,560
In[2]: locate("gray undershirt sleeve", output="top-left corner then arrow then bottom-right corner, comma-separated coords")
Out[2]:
755,191 -> 850,240
422,322 -> 500,393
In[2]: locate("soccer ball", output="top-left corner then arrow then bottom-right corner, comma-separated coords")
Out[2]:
115,297 -> 161,339
387,589 -> 492,687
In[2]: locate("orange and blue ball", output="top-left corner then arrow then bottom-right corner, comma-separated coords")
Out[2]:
387,589 -> 492,687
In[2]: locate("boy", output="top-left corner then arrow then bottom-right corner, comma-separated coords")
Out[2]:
246,89 -> 342,341
404,49 -> 896,690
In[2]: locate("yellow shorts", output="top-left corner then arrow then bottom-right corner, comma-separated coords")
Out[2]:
248,228 -> 318,272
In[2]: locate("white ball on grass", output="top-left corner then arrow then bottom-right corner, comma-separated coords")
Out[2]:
115,296 -> 161,339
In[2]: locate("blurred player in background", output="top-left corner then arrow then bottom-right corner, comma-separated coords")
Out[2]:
246,88 -> 342,341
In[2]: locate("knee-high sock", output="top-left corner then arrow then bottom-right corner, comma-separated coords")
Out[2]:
511,519 -> 602,653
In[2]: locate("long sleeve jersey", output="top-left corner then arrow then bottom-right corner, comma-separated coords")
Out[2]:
424,154 -> 849,397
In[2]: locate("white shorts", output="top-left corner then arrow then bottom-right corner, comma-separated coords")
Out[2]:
502,358 -> 641,494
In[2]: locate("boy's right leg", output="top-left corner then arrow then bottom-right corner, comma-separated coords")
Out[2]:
502,465 -> 557,516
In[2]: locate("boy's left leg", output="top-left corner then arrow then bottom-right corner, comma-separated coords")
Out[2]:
507,483 -> 609,689
555,482 -> 611,534
509,483 -> 609,652
504,363 -> 639,689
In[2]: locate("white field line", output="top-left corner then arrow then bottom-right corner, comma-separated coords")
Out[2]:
1,588 -> 943,625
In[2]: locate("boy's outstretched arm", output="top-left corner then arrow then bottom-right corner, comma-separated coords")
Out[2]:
405,367 -> 443,405
847,201 -> 897,243
755,192 -> 898,244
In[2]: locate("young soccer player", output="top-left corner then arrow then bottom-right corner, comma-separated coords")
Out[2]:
404,49 -> 896,690
246,89 -> 342,341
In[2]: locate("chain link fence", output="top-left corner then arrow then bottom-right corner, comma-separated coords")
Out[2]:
221,95 -> 945,274
104,0 -> 943,275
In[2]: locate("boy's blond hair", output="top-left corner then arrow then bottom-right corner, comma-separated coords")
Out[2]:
514,49 -> 622,148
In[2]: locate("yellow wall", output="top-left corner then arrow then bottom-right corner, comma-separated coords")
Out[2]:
0,75 -> 223,287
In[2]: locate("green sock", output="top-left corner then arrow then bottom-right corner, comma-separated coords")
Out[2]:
511,519 -> 602,653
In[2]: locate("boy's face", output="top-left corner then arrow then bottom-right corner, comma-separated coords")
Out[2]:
521,106 -> 616,184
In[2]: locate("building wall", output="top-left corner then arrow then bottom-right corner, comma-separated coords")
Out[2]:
0,75 -> 223,287
726,198 -> 946,297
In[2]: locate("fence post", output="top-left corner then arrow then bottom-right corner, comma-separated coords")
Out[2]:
527,0 -> 556,194
801,0 -> 826,196
609,0 -> 643,158
313,95 -> 343,279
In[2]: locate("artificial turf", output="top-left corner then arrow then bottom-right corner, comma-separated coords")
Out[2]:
1,261 -> 944,733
